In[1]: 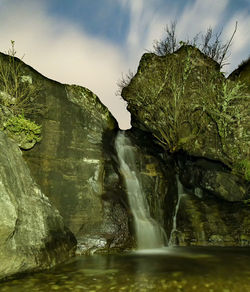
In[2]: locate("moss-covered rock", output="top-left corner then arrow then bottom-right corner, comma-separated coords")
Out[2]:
1,113 -> 41,149
121,45 -> 250,181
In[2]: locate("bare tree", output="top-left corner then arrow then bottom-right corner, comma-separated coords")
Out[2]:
153,21 -> 238,69
116,69 -> 135,96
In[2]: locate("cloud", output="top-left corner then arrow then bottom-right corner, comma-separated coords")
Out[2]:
223,11 -> 250,72
177,0 -> 229,38
0,0 -> 249,129
0,0 -> 131,129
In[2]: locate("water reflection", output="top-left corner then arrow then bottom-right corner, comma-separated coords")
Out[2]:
1,247 -> 250,291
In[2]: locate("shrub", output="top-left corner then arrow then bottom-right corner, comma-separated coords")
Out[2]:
1,114 -> 41,149
0,41 -> 43,147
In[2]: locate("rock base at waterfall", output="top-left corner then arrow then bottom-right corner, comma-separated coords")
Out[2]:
121,45 -> 250,247
173,194 -> 250,246
0,131 -> 76,281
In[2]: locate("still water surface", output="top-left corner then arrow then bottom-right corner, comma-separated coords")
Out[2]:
1,247 -> 250,292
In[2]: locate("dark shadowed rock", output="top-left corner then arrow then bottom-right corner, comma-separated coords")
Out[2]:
229,57 -> 250,92
0,131 -> 76,281
173,193 -> 250,246
178,157 -> 249,202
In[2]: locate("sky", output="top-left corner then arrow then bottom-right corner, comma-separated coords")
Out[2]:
0,0 -> 249,129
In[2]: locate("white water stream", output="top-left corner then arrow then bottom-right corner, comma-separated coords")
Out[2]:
169,176 -> 185,245
115,132 -> 165,250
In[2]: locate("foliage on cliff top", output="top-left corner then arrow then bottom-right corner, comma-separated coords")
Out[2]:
152,21 -> 237,69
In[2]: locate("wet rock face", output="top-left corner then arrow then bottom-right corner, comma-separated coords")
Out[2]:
179,157 -> 250,202
0,131 -> 76,281
173,193 -> 250,246
17,64 -> 131,253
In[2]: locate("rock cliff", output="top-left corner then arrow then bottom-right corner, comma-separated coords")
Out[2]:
0,43 -> 249,261
122,45 -> 249,181
121,46 -> 250,246
0,52 -> 132,254
0,131 -> 76,281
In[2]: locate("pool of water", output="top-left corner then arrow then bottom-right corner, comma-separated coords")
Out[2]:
1,247 -> 250,291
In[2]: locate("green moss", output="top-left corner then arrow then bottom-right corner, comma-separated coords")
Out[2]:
2,114 -> 41,144
234,160 -> 250,181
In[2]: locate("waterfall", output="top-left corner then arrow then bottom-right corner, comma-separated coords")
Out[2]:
115,132 -> 166,250
169,175 -> 184,245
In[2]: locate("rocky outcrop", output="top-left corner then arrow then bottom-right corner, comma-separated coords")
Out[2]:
121,45 -> 250,181
0,131 -> 76,281
229,57 -> 250,92
121,46 -> 250,246
172,192 -> 250,246
178,156 -> 249,202
0,53 -> 133,254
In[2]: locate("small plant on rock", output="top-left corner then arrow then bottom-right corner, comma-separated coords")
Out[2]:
0,41 -> 43,148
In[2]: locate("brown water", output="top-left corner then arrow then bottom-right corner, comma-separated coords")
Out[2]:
1,247 -> 250,292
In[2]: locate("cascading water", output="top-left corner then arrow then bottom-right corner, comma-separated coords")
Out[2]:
169,175 -> 185,245
115,132 -> 166,250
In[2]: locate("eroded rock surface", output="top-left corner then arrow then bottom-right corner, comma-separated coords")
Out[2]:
0,131 -> 76,281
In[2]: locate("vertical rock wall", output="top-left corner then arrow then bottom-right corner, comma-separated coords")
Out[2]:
0,131 -> 76,281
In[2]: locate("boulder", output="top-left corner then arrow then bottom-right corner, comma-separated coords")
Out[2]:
0,131 -> 76,281
121,45 -> 250,181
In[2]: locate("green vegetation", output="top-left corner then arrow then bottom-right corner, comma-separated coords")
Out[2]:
0,41 -> 42,148
234,160 -> 250,181
1,114 -> 42,144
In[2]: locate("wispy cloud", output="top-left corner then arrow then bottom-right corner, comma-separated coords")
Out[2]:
223,11 -> 250,71
120,0 -> 249,73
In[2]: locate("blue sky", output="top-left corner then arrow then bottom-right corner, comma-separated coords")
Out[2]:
0,0 -> 249,129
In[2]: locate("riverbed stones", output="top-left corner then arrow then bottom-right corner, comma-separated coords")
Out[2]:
0,131 -> 76,281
